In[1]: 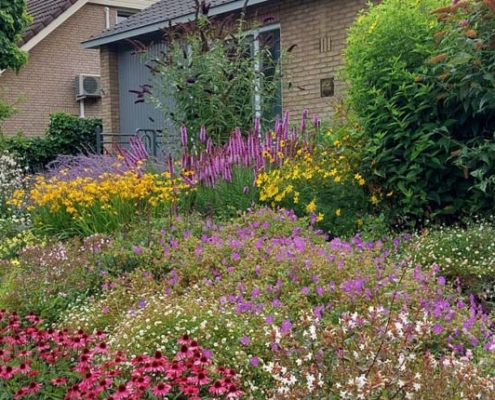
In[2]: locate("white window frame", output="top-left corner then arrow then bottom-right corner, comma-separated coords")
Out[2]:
240,23 -> 281,119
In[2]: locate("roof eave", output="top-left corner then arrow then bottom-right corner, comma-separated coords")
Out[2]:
82,0 -> 270,49
22,0 -> 89,51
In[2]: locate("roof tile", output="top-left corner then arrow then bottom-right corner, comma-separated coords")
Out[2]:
20,0 -> 80,46
86,0 -> 247,43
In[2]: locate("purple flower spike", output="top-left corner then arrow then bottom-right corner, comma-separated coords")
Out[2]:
180,124 -> 188,148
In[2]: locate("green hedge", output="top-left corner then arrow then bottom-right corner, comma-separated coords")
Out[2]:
0,112 -> 101,172
344,0 -> 495,226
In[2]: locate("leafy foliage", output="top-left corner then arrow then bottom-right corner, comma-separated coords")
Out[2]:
141,1 -> 282,146
0,112 -> 101,172
0,0 -> 30,73
427,0 -> 495,214
345,0 -> 460,224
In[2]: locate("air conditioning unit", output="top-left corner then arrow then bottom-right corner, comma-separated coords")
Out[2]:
75,74 -> 101,98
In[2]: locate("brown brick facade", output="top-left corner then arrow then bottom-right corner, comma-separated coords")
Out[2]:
0,4 -> 118,137
100,44 -> 120,133
279,0 -> 368,120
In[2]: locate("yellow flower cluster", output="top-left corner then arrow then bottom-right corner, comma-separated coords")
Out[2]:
256,147 -> 362,205
13,171 -> 193,219
0,229 -> 42,260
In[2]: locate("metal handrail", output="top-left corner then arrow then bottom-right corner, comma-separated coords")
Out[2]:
95,126 -> 159,156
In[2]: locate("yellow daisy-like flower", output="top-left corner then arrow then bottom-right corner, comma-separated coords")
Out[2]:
316,213 -> 324,222
306,199 -> 317,213
371,195 -> 379,205
335,208 -> 341,216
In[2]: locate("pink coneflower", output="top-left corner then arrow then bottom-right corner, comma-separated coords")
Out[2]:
94,341 -> 109,353
16,361 -> 31,374
0,365 -> 14,379
71,336 -> 85,348
14,388 -> 28,399
151,382 -> 171,396
0,347 -> 10,358
18,349 -> 33,358
114,383 -> 131,400
178,333 -> 191,345
226,383 -> 243,398
130,374 -> 151,390
187,370 -> 210,386
146,359 -> 167,373
176,344 -> 193,360
96,378 -> 113,391
25,381 -> 42,395
194,354 -> 211,366
131,354 -> 148,365
51,377 -> 68,386
180,384 -> 199,396
209,380 -> 227,395
188,340 -> 199,351
65,384 -> 82,399
167,361 -> 186,378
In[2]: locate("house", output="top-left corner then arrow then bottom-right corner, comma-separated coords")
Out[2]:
0,0 -> 159,137
82,0 -> 369,137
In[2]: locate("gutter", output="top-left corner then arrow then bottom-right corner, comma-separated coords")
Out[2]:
82,0 -> 270,49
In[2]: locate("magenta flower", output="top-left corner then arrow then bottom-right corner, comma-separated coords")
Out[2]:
240,336 -> 250,346
281,319 -> 292,334
152,382 -> 171,396
432,324 -> 443,335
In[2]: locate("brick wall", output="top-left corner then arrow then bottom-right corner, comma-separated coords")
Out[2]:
225,0 -> 370,122
279,0 -> 369,121
0,4 -> 118,137
100,44 -> 120,133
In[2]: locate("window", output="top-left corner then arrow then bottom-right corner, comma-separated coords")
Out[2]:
245,25 -> 282,124
117,11 -> 134,24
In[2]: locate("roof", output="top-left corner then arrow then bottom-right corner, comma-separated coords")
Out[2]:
20,0 -> 79,46
82,0 -> 271,49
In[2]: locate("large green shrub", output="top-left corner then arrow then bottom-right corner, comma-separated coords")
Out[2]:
345,0 -> 459,225
426,0 -> 495,213
1,112 -> 101,172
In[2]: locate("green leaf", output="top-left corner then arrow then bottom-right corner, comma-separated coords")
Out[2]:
448,52 -> 472,66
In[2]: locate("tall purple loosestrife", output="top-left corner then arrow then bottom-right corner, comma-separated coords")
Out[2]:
179,110 -> 316,187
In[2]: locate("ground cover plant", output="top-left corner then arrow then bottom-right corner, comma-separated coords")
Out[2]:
2,207 -> 495,399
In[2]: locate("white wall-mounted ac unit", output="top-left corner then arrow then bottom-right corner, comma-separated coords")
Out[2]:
75,74 -> 101,98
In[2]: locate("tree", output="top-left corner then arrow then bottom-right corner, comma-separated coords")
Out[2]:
0,0 -> 30,72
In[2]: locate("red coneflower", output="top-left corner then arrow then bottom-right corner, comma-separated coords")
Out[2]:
151,382 -> 171,396
25,381 -> 42,395
176,344 -> 193,360
209,380 -> 227,395
50,377 -> 68,386
113,383 -> 130,400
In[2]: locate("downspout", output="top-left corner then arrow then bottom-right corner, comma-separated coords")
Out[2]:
105,7 -> 110,29
79,99 -> 85,118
